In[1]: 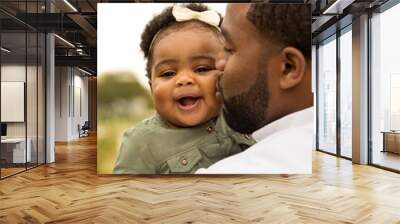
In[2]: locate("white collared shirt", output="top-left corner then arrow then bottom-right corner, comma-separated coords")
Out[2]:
196,107 -> 313,174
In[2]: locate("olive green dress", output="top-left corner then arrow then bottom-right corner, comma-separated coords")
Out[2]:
113,113 -> 255,174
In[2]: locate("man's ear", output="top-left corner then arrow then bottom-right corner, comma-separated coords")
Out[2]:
279,47 -> 306,90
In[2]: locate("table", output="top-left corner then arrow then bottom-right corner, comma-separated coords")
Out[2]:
1,138 -> 31,163
381,131 -> 400,154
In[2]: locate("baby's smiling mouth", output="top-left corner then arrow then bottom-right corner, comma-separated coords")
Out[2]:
175,95 -> 202,111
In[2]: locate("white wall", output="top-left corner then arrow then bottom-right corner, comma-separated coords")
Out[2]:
55,67 -> 89,141
1,65 -> 35,138
1,63 -> 46,163
55,66 -> 69,141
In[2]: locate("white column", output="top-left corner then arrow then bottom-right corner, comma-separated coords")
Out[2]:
312,45 -> 317,150
45,1 -> 55,163
46,33 -> 55,163
352,14 -> 369,164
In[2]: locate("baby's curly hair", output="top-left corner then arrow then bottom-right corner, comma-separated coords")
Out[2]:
246,3 -> 311,59
140,3 -> 222,79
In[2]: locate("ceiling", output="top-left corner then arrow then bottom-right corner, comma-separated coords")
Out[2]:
0,0 -> 393,75
0,0 -> 99,74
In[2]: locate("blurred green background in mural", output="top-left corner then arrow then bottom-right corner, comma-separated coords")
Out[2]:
97,70 -> 154,174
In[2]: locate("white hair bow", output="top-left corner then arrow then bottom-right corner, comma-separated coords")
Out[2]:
172,5 -> 221,30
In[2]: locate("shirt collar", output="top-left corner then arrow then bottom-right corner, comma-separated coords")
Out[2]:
252,107 -> 314,142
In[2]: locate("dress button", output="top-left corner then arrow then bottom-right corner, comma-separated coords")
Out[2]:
181,158 -> 188,166
207,126 -> 213,133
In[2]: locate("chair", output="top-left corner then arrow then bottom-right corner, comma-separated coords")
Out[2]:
79,121 -> 90,138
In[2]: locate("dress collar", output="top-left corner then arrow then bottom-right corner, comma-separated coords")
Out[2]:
252,107 -> 314,142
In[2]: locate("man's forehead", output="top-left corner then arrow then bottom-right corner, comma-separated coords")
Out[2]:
226,4 -> 249,20
223,3 -> 258,43
227,3 -> 250,14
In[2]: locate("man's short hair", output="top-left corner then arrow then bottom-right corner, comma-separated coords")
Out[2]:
246,3 -> 311,59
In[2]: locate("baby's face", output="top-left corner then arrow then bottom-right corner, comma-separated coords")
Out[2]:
150,28 -> 223,127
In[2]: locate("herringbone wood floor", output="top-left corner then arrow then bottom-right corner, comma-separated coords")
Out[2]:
1,135 -> 400,223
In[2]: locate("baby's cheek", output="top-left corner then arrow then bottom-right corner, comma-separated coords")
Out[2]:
209,73 -> 219,90
209,102 -> 222,120
152,85 -> 168,101
210,95 -> 222,113
207,80 -> 221,106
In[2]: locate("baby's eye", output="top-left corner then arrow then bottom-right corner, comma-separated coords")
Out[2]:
194,66 -> 212,73
160,71 -> 175,78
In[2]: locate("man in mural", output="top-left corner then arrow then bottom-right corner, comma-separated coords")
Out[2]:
197,3 -> 313,174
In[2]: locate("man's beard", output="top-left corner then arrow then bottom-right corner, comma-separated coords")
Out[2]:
220,72 -> 270,134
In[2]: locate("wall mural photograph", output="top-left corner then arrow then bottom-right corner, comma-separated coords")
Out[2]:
97,3 -> 313,175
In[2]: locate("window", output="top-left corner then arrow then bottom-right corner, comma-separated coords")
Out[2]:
0,1 -> 46,179
370,2 -> 400,171
339,27 -> 352,158
317,35 -> 337,155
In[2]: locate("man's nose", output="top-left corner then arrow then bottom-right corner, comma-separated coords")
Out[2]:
176,72 -> 194,86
